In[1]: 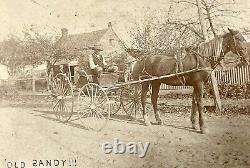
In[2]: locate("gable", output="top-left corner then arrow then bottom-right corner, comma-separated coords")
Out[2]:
99,28 -> 126,54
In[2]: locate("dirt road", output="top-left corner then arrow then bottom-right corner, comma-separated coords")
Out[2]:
0,105 -> 250,168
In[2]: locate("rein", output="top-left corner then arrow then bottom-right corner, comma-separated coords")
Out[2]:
232,32 -> 248,64
189,49 -> 223,70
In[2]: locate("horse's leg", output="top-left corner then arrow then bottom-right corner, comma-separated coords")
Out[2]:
194,82 -> 207,134
141,82 -> 151,126
151,81 -> 162,125
191,90 -> 198,129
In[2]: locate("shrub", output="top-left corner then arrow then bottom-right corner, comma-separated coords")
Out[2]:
0,81 -> 19,97
205,82 -> 250,99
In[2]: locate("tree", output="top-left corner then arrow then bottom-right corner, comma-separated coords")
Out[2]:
21,25 -> 75,78
129,8 -> 201,53
0,35 -> 23,75
171,0 -> 246,38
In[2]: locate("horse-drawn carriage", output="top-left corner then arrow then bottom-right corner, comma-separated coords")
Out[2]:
49,28 -> 248,133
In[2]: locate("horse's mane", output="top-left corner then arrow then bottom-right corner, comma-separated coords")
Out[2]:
126,48 -> 187,60
197,35 -> 223,58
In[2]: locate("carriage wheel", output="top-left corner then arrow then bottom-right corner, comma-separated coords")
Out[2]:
120,84 -> 142,119
107,88 -> 121,115
51,73 -> 74,122
77,83 -> 110,131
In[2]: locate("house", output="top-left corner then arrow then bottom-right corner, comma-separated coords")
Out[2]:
0,63 -> 9,80
56,22 -> 127,67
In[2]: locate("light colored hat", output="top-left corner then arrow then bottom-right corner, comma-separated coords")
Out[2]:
89,44 -> 103,51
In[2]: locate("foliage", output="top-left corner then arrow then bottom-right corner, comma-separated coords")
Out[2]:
129,0 -> 247,52
205,82 -> 250,99
21,25 -> 72,66
0,24 -> 77,77
0,35 -> 24,75
0,81 -> 19,97
108,51 -> 128,71
129,13 -> 201,53
218,83 -> 250,99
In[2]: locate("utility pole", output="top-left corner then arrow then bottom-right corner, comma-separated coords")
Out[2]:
196,0 -> 222,112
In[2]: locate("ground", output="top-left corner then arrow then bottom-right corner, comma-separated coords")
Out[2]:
0,94 -> 249,168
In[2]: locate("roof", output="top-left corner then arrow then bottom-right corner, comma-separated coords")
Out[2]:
57,28 -> 108,51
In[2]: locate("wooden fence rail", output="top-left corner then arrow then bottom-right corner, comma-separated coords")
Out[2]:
160,65 -> 250,90
215,65 -> 250,85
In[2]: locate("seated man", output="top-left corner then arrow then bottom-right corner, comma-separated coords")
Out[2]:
88,44 -> 107,84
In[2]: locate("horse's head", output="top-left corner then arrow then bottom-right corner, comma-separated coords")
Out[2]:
223,28 -> 248,64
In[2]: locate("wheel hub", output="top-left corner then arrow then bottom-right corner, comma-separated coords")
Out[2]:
90,104 -> 96,110
57,96 -> 63,100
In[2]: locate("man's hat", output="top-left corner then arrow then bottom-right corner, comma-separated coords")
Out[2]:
89,44 -> 103,51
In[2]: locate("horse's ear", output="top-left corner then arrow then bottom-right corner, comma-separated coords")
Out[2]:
185,47 -> 191,52
228,28 -> 234,34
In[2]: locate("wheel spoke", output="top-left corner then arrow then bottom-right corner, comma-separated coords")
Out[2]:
96,99 -> 107,107
95,92 -> 103,102
93,85 -> 98,101
91,84 -> 94,102
122,99 -> 134,107
63,86 -> 70,96
96,107 -> 107,119
62,101 -> 68,118
78,108 -> 91,118
63,100 -> 71,114
95,110 -> 102,120
53,100 -> 60,111
85,85 -> 91,99
127,103 -> 135,112
80,90 -> 88,98
121,96 -> 134,101
58,101 -> 63,120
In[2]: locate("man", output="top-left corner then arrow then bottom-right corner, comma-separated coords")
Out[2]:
88,44 -> 107,84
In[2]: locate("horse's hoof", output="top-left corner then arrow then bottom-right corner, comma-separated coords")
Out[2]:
157,120 -> 163,125
144,116 -> 151,126
200,127 -> 208,134
144,119 -> 151,126
192,123 -> 197,130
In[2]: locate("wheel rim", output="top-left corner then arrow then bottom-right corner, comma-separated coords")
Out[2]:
51,73 -> 74,122
77,83 -> 110,131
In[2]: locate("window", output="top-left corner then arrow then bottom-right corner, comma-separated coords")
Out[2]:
109,39 -> 114,46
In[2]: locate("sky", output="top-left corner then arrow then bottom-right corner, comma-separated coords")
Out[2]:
0,0 -> 250,44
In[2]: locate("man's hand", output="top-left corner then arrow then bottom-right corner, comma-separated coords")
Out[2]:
103,65 -> 108,71
95,66 -> 103,74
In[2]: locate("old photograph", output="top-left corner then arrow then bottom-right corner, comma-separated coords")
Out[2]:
0,0 -> 250,167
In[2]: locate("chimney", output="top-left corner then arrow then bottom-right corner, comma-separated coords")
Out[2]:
108,22 -> 112,28
61,28 -> 68,37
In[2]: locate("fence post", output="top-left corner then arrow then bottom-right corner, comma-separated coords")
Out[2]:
211,71 -> 222,112
32,68 -> 36,93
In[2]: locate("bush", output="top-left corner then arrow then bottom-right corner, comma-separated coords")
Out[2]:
205,82 -> 250,99
0,81 -> 19,97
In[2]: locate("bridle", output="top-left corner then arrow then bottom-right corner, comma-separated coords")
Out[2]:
231,32 -> 248,64
190,32 -> 248,69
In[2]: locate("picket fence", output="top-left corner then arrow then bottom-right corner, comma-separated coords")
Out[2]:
160,65 -> 250,90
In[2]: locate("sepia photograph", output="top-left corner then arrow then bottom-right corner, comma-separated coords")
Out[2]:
0,0 -> 250,167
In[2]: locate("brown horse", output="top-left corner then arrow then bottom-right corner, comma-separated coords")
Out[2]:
128,28 -> 248,134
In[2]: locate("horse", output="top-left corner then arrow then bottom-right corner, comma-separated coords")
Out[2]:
127,28 -> 248,134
